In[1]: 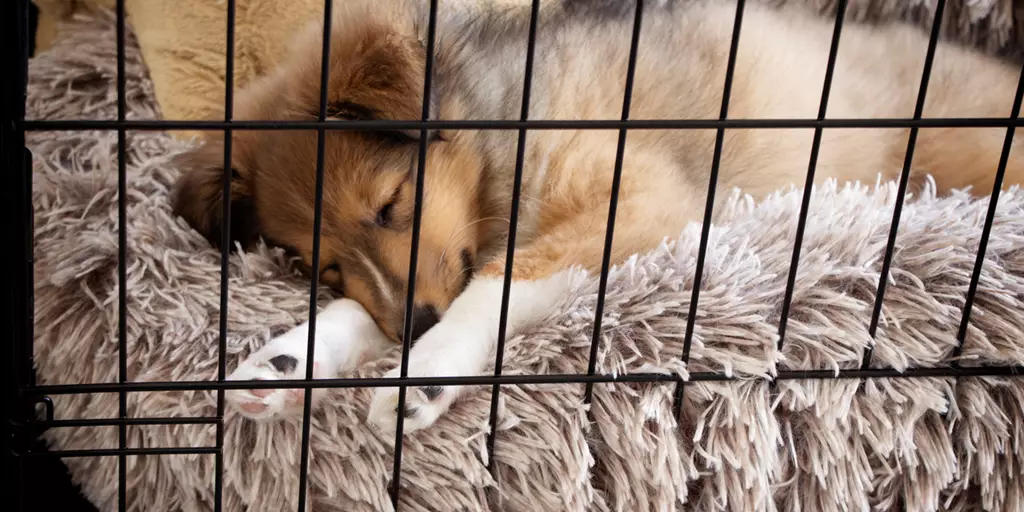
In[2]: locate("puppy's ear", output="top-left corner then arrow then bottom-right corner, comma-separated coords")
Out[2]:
171,136 -> 259,252
326,99 -> 441,143
324,26 -> 441,142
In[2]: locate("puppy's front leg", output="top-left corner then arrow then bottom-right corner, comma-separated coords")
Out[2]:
366,187 -> 690,433
366,268 -> 573,434
227,298 -> 391,420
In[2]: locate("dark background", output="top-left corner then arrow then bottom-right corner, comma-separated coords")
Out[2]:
11,3 -> 99,511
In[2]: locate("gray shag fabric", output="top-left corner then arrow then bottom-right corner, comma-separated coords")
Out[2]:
771,0 -> 1024,60
28,8 -> 1024,512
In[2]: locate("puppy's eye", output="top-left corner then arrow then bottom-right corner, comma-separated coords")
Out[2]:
375,202 -> 394,228
319,263 -> 345,293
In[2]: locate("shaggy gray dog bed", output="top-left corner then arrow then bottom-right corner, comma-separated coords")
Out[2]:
27,8 -> 1024,512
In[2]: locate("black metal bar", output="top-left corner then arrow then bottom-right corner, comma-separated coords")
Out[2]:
16,365 -> 1024,397
859,0 -> 948,370
214,3 -> 236,512
15,447 -> 220,458
12,417 -> 221,428
3,1 -> 32,510
23,117 -> 1024,132
391,1 -> 439,507
775,0 -> 850,352
583,0 -> 645,405
951,65 -> 1024,362
485,0 -> 541,470
7,148 -> 34,512
296,2 -> 333,511
114,1 -> 128,510
7,4 -> 33,393
671,0 -> 746,419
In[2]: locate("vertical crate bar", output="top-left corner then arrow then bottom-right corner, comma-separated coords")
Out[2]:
391,1 -> 440,506
485,0 -> 541,469
671,0 -> 746,418
296,1 -> 334,510
3,0 -> 33,510
952,65 -> 1024,362
775,0 -> 850,352
859,0 -> 947,370
214,1 -> 237,510
583,0 -> 645,405
114,0 -> 129,510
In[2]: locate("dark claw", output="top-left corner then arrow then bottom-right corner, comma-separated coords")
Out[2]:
396,404 -> 419,418
420,386 -> 443,400
268,354 -> 298,374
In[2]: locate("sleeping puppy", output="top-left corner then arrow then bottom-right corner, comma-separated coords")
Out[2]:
172,0 -> 1024,433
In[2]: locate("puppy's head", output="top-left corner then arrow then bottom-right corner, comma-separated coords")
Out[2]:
172,7 -> 490,342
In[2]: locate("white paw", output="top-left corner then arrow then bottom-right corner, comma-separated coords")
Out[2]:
226,338 -> 328,421
367,324 -> 486,435
365,272 -> 571,435
226,298 -> 393,421
367,366 -> 455,434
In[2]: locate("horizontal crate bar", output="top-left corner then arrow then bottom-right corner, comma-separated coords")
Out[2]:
14,447 -> 219,458
19,117 -> 1024,132
11,416 -> 221,428
21,365 -> 1023,395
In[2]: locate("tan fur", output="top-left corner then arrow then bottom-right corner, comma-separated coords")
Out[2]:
173,0 -> 1024,343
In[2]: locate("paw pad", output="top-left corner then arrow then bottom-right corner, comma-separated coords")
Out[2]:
226,352 -> 322,420
267,354 -> 298,373
420,385 -> 443,400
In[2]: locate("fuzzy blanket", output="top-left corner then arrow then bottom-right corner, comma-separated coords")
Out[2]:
28,10 -> 1024,512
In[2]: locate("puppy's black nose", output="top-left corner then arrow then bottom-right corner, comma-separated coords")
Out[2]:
409,305 -> 440,341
